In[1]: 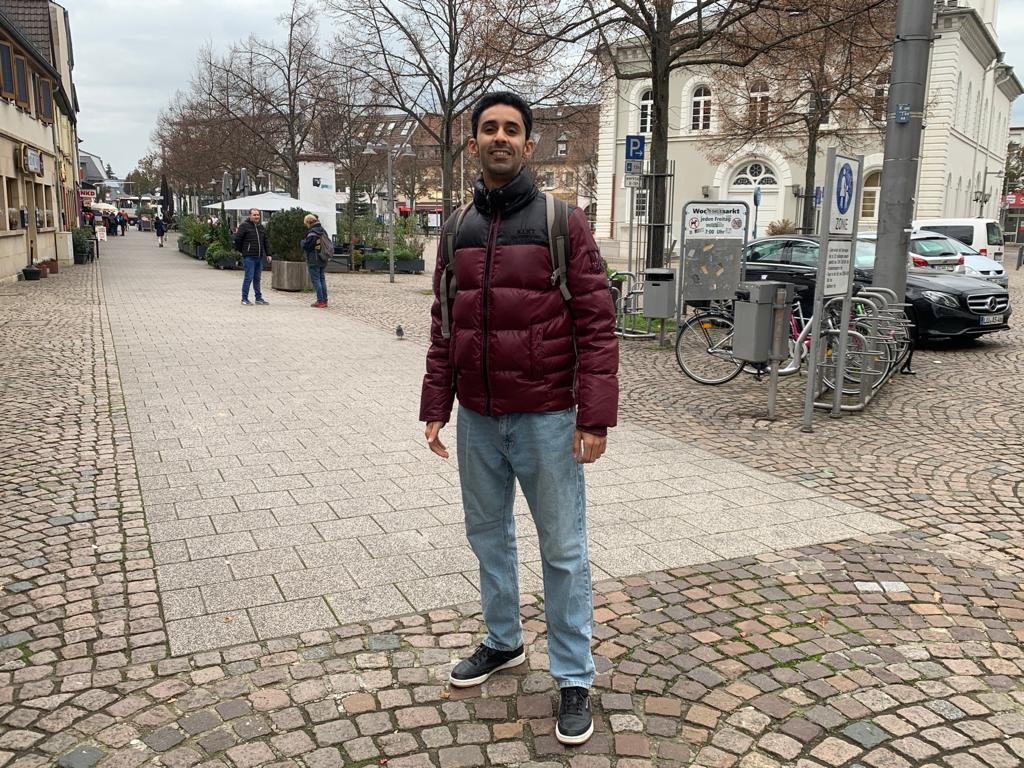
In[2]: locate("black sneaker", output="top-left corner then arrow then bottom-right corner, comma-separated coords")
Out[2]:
254,298 -> 269,305
555,686 -> 593,745
449,644 -> 525,688
241,299 -> 251,305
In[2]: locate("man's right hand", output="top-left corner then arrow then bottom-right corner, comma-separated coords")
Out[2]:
425,421 -> 448,458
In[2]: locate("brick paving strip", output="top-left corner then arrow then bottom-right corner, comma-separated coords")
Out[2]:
0,234 -> 1018,767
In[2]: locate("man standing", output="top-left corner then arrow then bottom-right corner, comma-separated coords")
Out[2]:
420,91 -> 618,746
154,216 -> 166,247
233,208 -> 271,305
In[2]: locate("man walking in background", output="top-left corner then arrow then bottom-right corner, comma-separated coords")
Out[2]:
234,208 -> 271,306
420,91 -> 618,746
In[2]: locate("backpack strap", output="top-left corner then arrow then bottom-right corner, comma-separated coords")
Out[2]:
545,193 -> 572,301
439,203 -> 471,340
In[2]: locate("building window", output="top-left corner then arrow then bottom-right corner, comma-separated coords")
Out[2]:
543,171 -> 555,188
638,89 -> 652,134
5,177 -> 17,229
691,86 -> 711,131
556,139 -> 568,157
815,91 -> 831,126
748,81 -> 769,126
35,75 -> 53,122
872,75 -> 888,122
860,170 -> 882,220
0,41 -> 14,99
731,161 -> 778,187
564,171 -> 574,187
633,189 -> 648,218
14,54 -> 29,109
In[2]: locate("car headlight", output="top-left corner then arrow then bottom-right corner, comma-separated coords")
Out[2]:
921,290 -> 959,308
956,265 -> 981,276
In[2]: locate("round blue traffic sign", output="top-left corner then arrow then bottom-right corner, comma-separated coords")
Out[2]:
836,163 -> 854,215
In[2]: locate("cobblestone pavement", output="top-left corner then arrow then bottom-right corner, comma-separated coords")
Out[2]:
0,233 -> 1022,768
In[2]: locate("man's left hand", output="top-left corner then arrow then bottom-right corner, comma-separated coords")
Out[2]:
573,430 -> 606,464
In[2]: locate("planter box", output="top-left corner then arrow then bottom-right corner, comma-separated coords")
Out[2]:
196,244 -> 208,261
395,259 -> 425,274
213,256 -> 240,270
325,255 -> 351,273
271,260 -> 311,291
363,257 -> 389,272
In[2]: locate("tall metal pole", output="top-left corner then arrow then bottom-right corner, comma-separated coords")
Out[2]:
873,0 -> 936,301
387,148 -> 395,284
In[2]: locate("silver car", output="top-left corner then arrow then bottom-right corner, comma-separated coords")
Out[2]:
859,231 -> 963,271
932,235 -> 1010,288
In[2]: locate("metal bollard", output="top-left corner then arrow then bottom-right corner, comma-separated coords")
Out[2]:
1017,244 -> 1023,271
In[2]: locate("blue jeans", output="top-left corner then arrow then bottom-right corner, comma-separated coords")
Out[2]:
456,405 -> 594,689
242,256 -> 263,301
308,263 -> 327,303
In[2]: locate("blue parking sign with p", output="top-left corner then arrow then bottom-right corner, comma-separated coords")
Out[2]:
625,135 -> 645,160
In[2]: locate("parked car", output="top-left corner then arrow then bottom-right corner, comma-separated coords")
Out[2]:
916,233 -> 1008,287
742,236 -> 1011,341
859,231 -> 962,271
912,217 -> 1006,264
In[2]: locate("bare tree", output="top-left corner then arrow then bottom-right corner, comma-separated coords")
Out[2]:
708,0 -> 895,232
194,0 -> 337,196
330,0 -> 596,219
539,0 -> 891,266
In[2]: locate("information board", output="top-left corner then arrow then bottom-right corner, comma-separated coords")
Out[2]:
828,156 -> 860,236
823,240 -> 854,297
679,201 -> 749,303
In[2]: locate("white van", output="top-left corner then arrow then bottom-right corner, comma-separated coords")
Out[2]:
912,218 -> 1005,263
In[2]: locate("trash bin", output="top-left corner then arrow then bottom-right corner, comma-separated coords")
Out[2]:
733,281 -> 792,363
643,268 -> 676,319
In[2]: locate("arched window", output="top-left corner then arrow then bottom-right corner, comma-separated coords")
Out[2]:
748,81 -> 769,127
638,89 -> 653,134
731,161 -> 778,187
871,75 -> 888,122
691,86 -> 712,131
860,170 -> 882,220
956,177 -> 963,214
944,173 -> 953,215
981,99 -> 989,141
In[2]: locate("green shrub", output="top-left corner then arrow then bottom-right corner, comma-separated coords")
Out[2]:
266,207 -> 308,262
206,240 -> 241,268
178,215 -> 212,248
71,227 -> 93,259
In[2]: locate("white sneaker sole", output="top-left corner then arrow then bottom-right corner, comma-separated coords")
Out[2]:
555,719 -> 594,745
448,651 -> 526,688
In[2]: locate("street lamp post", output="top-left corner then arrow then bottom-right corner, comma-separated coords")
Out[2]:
364,142 -> 417,284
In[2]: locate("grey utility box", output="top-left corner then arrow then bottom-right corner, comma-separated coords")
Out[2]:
643,268 -> 676,319
732,281 -> 793,364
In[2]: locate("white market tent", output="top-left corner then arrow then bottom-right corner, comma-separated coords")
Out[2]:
204,192 -> 333,215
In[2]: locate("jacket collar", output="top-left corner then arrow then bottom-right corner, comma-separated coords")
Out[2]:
473,169 -> 538,216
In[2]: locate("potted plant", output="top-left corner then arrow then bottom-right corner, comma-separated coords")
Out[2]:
22,263 -> 41,280
267,207 -> 312,291
206,206 -> 241,269
71,227 -> 93,264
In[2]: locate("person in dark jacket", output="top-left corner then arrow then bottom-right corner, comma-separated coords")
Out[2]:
300,213 -> 329,308
154,217 -> 166,247
420,91 -> 618,747
233,208 -> 271,305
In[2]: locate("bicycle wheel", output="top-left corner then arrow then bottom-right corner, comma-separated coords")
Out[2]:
675,313 -> 744,385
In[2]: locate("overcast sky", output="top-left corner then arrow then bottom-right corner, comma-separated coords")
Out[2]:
69,0 -> 1024,178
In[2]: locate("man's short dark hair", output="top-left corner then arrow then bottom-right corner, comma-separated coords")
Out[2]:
471,91 -> 533,139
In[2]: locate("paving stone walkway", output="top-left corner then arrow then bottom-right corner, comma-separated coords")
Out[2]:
0,231 -> 1021,768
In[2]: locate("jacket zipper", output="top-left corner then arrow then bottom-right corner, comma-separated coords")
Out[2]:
482,212 -> 500,415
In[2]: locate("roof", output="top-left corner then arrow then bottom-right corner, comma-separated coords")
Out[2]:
78,151 -> 106,183
0,0 -> 52,64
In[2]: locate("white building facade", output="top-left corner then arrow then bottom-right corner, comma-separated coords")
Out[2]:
595,0 -> 1021,257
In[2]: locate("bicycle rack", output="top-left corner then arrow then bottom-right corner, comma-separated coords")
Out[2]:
813,289 -> 912,413
609,271 -> 655,339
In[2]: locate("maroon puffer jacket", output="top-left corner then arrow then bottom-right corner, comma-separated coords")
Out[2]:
420,171 -> 618,432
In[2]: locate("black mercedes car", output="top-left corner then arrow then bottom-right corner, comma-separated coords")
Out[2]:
742,236 -> 1011,341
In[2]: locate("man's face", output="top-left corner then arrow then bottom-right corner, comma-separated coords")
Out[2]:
249,210 -> 261,223
469,104 -> 534,188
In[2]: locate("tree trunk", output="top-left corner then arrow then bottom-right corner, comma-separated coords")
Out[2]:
801,126 -> 820,234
